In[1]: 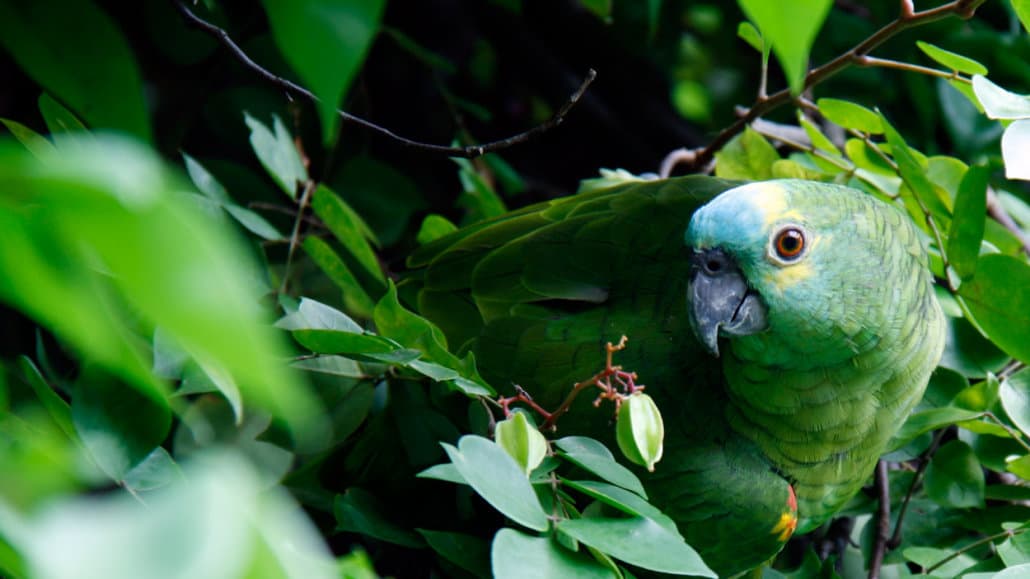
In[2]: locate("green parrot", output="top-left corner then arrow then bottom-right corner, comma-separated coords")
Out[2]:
406,175 -> 945,576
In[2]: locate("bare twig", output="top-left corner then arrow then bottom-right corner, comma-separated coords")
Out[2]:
868,460 -> 892,579
663,0 -> 988,175
888,428 -> 948,548
278,180 -> 315,295
173,0 -> 596,158
925,527 -> 1026,574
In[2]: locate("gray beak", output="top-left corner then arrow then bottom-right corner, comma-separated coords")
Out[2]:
688,248 -> 768,357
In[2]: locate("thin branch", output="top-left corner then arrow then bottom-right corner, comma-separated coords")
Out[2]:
173,0 -> 596,158
278,180 -> 315,295
888,428 -> 948,548
868,460 -> 892,579
665,0 -> 988,174
985,411 -> 1030,453
854,55 -> 969,83
924,527 -> 1025,574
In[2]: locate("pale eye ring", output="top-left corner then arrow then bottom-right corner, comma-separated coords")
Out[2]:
770,226 -> 806,262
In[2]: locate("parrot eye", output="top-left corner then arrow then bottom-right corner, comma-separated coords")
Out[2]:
772,227 -> 806,262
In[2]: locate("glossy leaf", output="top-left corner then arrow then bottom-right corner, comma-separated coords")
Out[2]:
1001,120 -> 1030,181
946,164 -> 987,280
0,0 -> 151,142
491,529 -> 615,579
1002,369 -> 1030,438
799,114 -> 841,156
554,436 -> 647,498
817,98 -> 883,134
416,215 -> 459,245
737,21 -> 763,52
916,41 -> 988,75
889,407 -> 984,451
556,517 -> 715,577
958,254 -> 1030,364
972,75 -> 1030,120
1015,0 -> 1030,34
302,237 -> 376,318
311,184 -> 386,288
924,440 -> 985,509
244,113 -> 307,199
738,0 -> 832,94
442,436 -> 549,532
903,546 -> 977,577
562,480 -> 675,531
262,0 -> 385,144
714,126 -> 779,180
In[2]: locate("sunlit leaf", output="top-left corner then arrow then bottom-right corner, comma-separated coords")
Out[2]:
946,164 -> 988,280
714,126 -> 779,180
1001,120 -> 1030,181
738,0 -> 832,95
972,75 -> 1030,120
1002,369 -> 1030,438
958,254 -> 1030,364
916,41 -> 987,76
554,436 -> 647,498
818,98 -> 883,134
244,112 -> 307,199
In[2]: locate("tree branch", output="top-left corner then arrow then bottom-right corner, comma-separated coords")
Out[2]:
664,0 -> 988,175
173,0 -> 596,158
868,460 -> 892,579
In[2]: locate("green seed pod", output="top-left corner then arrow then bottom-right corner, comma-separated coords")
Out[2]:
616,393 -> 665,472
495,411 -> 548,475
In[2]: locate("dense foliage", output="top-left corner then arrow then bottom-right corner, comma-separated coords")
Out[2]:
2,0 -> 1030,577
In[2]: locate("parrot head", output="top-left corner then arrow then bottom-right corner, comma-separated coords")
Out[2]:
685,179 -> 927,367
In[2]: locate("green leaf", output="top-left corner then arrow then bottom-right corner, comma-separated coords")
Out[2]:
416,214 -> 459,245
1002,369 -> 1030,438
945,163 -> 986,281
455,158 -> 507,223
122,447 -> 184,496
330,156 -> 427,246
182,153 -> 283,240
182,153 -> 230,202
737,21 -> 763,52
418,529 -> 491,577
277,297 -> 363,333
0,118 -> 55,158
72,367 -> 171,482
556,517 -> 716,577
889,407 -> 985,451
958,254 -> 1030,364
334,488 -> 424,548
916,41 -> 988,76
416,463 -> 467,485
1001,120 -> 1030,181
0,0 -> 152,142
903,546 -> 977,577
880,114 -> 952,222
491,529 -> 616,579
1014,0 -> 1030,34
940,315 -> 1011,379
561,480 -> 675,531
442,436 -> 549,532
996,563 -> 1030,579
244,112 -> 307,198
972,75 -> 1030,120
38,93 -> 91,151
302,237 -> 376,318
18,356 -> 76,440
798,114 -> 841,156
373,282 -> 454,365
924,440 -> 985,509
261,0 -> 385,144
8,451 -> 338,579
554,436 -> 647,498
1006,454 -> 1030,480
311,184 -> 386,288
817,98 -> 883,134
738,0 -> 832,95
222,204 -> 284,241
714,126 -> 780,180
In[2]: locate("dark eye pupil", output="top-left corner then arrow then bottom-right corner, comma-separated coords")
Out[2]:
775,228 -> 804,259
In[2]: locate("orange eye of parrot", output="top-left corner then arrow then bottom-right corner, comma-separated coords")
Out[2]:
773,227 -> 805,261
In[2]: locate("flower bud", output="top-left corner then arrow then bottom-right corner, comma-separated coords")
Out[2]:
616,393 -> 664,472
495,411 -> 548,475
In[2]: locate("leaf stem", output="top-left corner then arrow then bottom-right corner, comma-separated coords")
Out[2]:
924,527 -> 1025,574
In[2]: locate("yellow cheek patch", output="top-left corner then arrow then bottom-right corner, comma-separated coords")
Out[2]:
763,233 -> 827,293
771,511 -> 798,543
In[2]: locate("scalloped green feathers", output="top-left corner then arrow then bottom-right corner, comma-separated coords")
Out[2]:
405,176 -> 944,576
